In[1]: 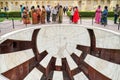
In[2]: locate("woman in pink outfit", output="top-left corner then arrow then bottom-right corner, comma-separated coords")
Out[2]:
95,5 -> 102,24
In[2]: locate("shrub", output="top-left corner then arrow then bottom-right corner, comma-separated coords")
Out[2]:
107,12 -> 114,17
0,12 -> 7,17
8,12 -> 21,17
0,11 -> 114,18
67,11 -> 114,17
80,12 -> 95,17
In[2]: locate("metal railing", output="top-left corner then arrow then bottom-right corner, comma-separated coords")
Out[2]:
92,15 -> 94,25
118,18 -> 120,30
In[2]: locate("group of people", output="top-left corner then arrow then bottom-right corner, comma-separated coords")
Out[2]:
67,6 -> 80,24
20,4 -> 65,25
95,4 -> 120,25
20,4 -> 120,25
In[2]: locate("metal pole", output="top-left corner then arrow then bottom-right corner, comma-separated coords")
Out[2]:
25,23 -> 27,27
104,23 -> 106,27
118,24 -> 120,30
12,18 -> 15,29
118,19 -> 120,30
92,15 -> 94,25
80,15 -> 82,24
6,12 -> 8,19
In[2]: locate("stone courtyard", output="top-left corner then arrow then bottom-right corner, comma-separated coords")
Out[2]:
0,15 -> 120,80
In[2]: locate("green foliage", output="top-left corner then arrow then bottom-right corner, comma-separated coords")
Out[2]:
0,18 -> 5,22
8,12 -> 21,17
0,12 -> 7,17
67,11 -> 114,17
107,12 -> 114,17
80,12 -> 95,17
0,11 -> 114,18
0,12 -> 21,18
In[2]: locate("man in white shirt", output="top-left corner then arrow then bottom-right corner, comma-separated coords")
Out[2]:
52,6 -> 57,22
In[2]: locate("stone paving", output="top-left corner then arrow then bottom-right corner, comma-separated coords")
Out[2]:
0,16 -> 120,36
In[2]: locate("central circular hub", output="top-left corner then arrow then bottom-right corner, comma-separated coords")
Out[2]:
37,25 -> 90,58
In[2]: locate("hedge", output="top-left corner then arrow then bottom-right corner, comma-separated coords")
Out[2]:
0,12 -> 21,18
67,11 -> 114,17
0,11 -> 114,18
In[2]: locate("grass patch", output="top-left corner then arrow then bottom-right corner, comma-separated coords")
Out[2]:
0,18 -> 5,22
108,17 -> 114,21
8,17 -> 21,20
0,17 -> 22,22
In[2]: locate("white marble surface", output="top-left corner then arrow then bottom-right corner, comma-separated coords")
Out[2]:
0,49 -> 34,73
84,54 -> 120,80
63,50 -> 78,70
39,54 -> 52,68
55,58 -> 62,66
94,29 -> 120,49
0,24 -> 120,79
74,49 -> 82,57
24,68 -> 43,80
73,72 -> 88,80
37,26 -> 90,58
7,29 -> 34,41
0,74 -> 9,80
53,71 -> 63,80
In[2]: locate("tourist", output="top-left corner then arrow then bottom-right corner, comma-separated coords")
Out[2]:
113,4 -> 119,24
31,6 -> 38,24
52,6 -> 57,23
41,6 -> 46,24
67,8 -> 72,23
95,5 -> 102,24
20,5 -> 24,21
22,7 -> 30,24
46,5 -> 51,23
71,7 -> 74,23
63,7 -> 66,15
72,6 -> 80,24
101,6 -> 108,25
58,5 -> 63,23
36,5 -> 41,24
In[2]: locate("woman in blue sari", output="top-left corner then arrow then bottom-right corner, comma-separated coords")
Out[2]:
101,6 -> 108,25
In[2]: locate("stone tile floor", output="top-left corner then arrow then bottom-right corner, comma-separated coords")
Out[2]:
0,16 -> 120,36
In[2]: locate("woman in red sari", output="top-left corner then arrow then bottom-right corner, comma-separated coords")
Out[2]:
36,5 -> 41,24
72,6 -> 80,24
31,6 -> 38,24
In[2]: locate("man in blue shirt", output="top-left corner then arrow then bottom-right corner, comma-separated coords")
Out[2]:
46,5 -> 51,23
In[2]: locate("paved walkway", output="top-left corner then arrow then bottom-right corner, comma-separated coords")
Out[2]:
0,16 -> 120,36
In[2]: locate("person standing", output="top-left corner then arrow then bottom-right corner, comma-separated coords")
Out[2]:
101,6 -> 108,25
52,6 -> 57,23
72,6 -> 80,24
41,6 -> 46,24
63,7 -> 66,15
46,5 -> 51,23
22,7 -> 30,24
114,4 -> 119,24
20,5 -> 24,21
58,5 -> 63,23
31,6 -> 38,24
36,5 -> 41,24
95,5 -> 102,24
